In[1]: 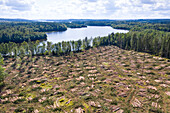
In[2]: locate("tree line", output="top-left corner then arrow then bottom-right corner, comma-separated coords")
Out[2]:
93,30 -> 170,58
0,22 -> 87,43
0,20 -> 169,59
72,20 -> 170,32
0,22 -> 66,43
63,23 -> 87,28
0,29 -> 169,59
0,37 -> 92,57
111,23 -> 170,32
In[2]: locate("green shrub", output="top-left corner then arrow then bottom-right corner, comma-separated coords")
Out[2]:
124,64 -> 129,67
6,86 -> 15,89
111,100 -> 118,105
53,107 -> 62,112
110,92 -> 116,97
69,85 -> 75,89
15,107 -> 24,112
123,107 -> 131,113
2,100 -> 10,104
19,92 -> 26,96
13,98 -> 26,104
56,92 -> 65,96
103,106 -> 109,111
149,108 -> 163,113
41,99 -> 54,106
40,91 -> 50,95
29,97 -> 39,103
147,72 -> 155,75
158,67 -> 164,70
128,75 -> 133,77
101,77 -> 106,81
147,89 -> 159,94
89,88 -> 94,91
32,87 -> 42,91
28,107 -> 34,112
56,87 -> 60,90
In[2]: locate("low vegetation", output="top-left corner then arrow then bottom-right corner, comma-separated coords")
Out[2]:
0,45 -> 169,112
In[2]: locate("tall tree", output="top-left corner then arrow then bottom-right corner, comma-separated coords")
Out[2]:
14,47 -> 18,58
62,41 -> 67,54
77,39 -> 82,51
71,40 -> 75,51
19,47 -> 26,59
47,41 -> 52,55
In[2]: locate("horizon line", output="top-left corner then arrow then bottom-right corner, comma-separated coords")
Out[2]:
0,18 -> 170,20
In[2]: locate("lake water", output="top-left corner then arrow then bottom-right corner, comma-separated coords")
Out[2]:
46,26 -> 129,43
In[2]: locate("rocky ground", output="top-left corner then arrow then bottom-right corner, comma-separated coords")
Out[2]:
0,46 -> 169,113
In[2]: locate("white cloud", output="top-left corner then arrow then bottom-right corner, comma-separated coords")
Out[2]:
4,0 -> 35,11
0,1 -> 3,5
0,0 -> 169,19
86,0 -> 98,2
140,0 -> 155,4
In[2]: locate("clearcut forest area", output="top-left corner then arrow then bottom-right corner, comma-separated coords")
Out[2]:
0,19 -> 170,113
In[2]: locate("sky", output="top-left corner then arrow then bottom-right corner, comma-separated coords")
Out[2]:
0,0 -> 169,19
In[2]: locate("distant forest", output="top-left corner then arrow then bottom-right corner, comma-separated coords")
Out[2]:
0,19 -> 169,58
0,22 -> 68,43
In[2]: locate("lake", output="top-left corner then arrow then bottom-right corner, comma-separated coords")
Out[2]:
46,26 -> 129,43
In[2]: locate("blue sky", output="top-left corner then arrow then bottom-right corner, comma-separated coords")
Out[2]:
0,0 -> 169,19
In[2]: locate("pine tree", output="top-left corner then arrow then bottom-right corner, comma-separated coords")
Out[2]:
14,47 -> 18,58
19,47 -> 26,59
47,41 -> 52,55
71,40 -> 75,51
62,41 -> 67,54
77,39 -> 82,51
28,50 -> 32,60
